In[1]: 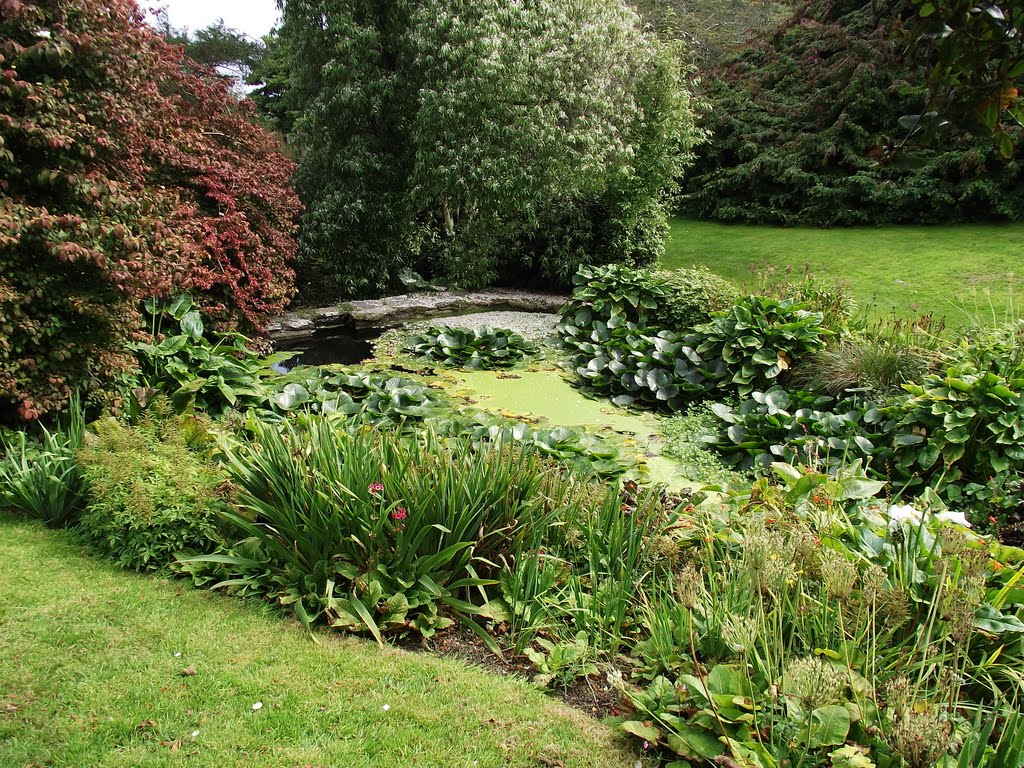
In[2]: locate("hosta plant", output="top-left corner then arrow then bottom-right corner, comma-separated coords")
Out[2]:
694,295 -> 830,397
892,366 -> 1024,524
404,326 -> 536,369
559,263 -> 736,335
707,386 -> 896,474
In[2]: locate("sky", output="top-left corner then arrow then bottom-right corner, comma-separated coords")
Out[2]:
143,0 -> 281,40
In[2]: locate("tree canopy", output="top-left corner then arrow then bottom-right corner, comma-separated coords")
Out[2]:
0,0 -> 298,422
283,0 -> 703,301
680,0 -> 1023,226
905,0 -> 1023,156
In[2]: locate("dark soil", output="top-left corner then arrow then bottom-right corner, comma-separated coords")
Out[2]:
402,624 -> 632,721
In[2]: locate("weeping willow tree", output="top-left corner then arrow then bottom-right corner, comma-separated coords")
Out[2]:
282,0 -> 704,301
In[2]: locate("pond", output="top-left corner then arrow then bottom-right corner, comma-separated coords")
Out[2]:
274,329 -> 382,370
273,311 -> 701,490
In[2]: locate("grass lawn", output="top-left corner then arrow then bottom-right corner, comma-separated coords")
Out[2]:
0,518 -> 640,768
662,218 -> 1024,328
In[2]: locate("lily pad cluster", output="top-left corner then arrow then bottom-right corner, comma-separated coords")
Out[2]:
404,326 -> 536,369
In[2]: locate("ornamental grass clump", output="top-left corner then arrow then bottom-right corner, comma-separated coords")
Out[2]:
0,394 -> 85,526
187,417 -> 605,643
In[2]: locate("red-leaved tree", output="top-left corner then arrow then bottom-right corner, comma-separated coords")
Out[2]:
0,0 -> 299,423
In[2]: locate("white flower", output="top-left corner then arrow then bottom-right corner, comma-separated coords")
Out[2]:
35,29 -> 52,39
888,504 -> 926,530
381,704 -> 390,712
935,510 -> 972,529
252,702 -> 263,711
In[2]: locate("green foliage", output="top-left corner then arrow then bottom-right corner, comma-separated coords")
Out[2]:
404,326 -> 536,370
129,297 -> 292,417
559,263 -> 736,334
525,633 -> 598,689
246,28 -> 300,136
707,387 -> 893,473
0,395 -> 85,525
285,0 -> 702,300
619,464 -> 1024,765
186,419 -> 600,641
650,268 -> 739,332
562,320 -> 716,409
76,415 -> 225,572
694,295 -> 830,397
270,370 -> 444,424
894,367 -> 1024,522
905,0 -> 1024,156
682,0 -> 1024,226
559,271 -> 826,408
948,319 -> 1024,377
158,17 -> 265,82
557,264 -> 745,409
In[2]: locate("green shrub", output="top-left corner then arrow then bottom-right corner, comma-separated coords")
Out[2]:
707,387 -> 894,474
557,263 -> 744,410
439,414 -> 632,479
560,320 -> 718,410
559,263 -> 736,335
893,367 -> 1024,524
948,320 -> 1024,377
558,271 -> 825,409
287,0 -> 701,298
681,0 -> 1024,226
77,415 -> 225,571
0,396 -> 85,525
694,295 -> 829,398
131,299 -> 447,423
404,326 -> 536,369
648,268 -> 739,331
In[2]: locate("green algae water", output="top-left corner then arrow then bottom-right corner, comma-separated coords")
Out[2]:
441,367 -> 697,489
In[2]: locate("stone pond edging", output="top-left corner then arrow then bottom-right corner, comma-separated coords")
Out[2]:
266,288 -> 568,341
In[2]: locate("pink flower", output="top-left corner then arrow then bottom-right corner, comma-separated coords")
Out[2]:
368,482 -> 384,494
391,507 -> 407,521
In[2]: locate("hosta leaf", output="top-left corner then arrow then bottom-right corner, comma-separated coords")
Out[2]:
179,310 -> 204,340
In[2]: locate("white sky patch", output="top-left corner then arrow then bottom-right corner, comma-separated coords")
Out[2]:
142,0 -> 281,40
